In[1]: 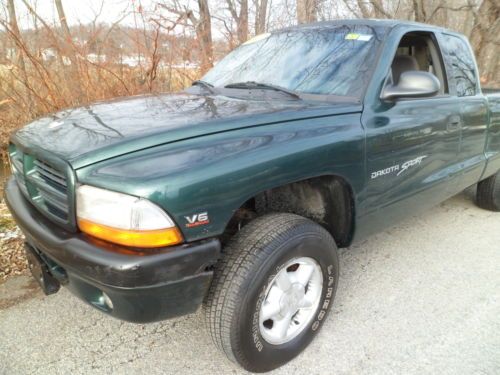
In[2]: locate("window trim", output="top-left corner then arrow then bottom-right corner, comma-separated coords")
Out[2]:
425,35 -> 449,95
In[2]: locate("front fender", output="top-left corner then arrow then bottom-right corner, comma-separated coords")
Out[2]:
76,114 -> 364,242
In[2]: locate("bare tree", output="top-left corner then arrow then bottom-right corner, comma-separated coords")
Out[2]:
370,0 -> 391,17
469,0 -> 499,84
5,0 -> 34,114
55,0 -> 71,42
254,0 -> 269,34
356,0 -> 372,17
347,0 -> 391,18
197,0 -> 213,72
226,0 -> 249,43
297,0 -> 318,24
6,0 -> 26,73
54,0 -> 82,96
157,0 -> 214,73
412,0 -> 427,22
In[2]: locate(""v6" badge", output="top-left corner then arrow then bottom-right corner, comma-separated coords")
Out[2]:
184,212 -> 210,228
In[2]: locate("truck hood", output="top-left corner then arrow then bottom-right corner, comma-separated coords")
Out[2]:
14,92 -> 361,168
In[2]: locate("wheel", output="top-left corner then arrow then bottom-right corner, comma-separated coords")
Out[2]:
203,213 -> 339,372
476,171 -> 500,211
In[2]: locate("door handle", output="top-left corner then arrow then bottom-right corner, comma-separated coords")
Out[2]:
447,116 -> 461,131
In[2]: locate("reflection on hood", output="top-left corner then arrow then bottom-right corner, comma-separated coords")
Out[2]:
14,92 -> 360,168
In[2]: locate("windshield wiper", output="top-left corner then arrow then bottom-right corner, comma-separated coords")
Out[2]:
192,80 -> 215,93
224,81 -> 302,100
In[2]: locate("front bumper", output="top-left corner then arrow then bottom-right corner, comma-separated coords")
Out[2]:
4,177 -> 221,323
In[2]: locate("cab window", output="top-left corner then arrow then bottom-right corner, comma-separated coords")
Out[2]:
390,32 -> 448,95
441,34 -> 477,97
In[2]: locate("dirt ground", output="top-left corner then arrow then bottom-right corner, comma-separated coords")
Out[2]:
0,189 -> 499,375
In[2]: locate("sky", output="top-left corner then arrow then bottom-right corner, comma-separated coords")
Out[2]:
6,0 -> 241,40
9,0 -> 155,29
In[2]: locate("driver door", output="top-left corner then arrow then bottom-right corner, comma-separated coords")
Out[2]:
360,31 -> 461,232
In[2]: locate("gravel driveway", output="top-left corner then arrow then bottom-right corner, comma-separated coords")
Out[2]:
1,189 -> 499,375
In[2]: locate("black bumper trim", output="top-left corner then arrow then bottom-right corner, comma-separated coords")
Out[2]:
64,270 -> 214,323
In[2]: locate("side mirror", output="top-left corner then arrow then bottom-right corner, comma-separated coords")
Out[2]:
381,71 -> 440,100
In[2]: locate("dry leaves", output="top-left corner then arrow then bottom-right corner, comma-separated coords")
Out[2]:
0,202 -> 27,283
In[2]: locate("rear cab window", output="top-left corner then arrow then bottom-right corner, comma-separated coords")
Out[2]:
440,34 -> 478,97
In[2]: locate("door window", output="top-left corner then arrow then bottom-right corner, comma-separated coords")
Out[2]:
390,32 -> 448,95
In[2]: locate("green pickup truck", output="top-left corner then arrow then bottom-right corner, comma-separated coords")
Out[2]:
5,19 -> 500,372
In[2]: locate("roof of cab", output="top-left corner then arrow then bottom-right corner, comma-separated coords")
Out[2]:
280,18 -> 449,33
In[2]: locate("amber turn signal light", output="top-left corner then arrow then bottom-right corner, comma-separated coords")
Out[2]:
78,219 -> 183,248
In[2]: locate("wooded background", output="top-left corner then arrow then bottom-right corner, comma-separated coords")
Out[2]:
0,0 -> 499,153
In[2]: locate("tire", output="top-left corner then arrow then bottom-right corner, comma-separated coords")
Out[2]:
476,171 -> 500,211
203,213 -> 339,373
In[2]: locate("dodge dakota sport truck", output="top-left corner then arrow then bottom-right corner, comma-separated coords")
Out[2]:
5,19 -> 500,372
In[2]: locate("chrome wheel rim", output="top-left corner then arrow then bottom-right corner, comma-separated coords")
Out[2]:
259,257 -> 323,345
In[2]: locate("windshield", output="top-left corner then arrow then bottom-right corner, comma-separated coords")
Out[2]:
202,25 -> 386,99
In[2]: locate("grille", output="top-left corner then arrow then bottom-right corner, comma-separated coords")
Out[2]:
34,160 -> 68,190
9,143 -> 73,228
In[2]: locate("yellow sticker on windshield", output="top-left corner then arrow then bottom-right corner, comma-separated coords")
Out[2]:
345,33 -> 373,41
243,33 -> 271,46
345,33 -> 360,40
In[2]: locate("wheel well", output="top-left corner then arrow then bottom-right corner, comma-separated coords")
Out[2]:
223,176 -> 355,247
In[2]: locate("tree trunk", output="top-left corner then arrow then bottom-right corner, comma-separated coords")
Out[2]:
6,0 -> 33,113
371,0 -> 390,18
54,0 -> 78,66
356,0 -> 371,18
197,0 -> 213,73
297,0 -> 318,24
412,0 -> 427,22
54,0 -> 71,41
255,0 -> 269,34
238,0 -> 249,43
226,0 -> 249,44
6,0 -> 26,73
54,0 -> 83,98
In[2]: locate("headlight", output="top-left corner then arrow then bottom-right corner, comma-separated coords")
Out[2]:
76,185 -> 183,248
